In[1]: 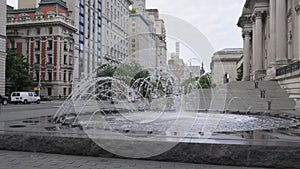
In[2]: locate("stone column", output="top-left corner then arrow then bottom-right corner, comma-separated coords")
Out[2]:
276,0 -> 288,65
269,0 -> 276,66
296,2 -> 300,61
253,11 -> 263,73
252,20 -> 256,79
243,30 -> 251,81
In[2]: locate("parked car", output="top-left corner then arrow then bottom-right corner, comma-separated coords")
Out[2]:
11,92 -> 41,104
0,95 -> 9,105
40,96 -> 52,101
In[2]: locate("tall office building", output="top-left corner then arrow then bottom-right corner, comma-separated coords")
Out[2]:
101,0 -> 132,65
63,0 -> 103,82
128,12 -> 156,71
0,0 -> 6,95
146,9 -> 167,73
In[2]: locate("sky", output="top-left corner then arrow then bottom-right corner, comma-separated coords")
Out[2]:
6,0 -> 246,70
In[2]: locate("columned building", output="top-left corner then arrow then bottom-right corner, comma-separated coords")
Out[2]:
7,0 -> 77,98
0,1 -> 6,95
238,0 -> 300,104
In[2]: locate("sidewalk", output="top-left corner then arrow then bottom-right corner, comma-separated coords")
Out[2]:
0,150 -> 271,169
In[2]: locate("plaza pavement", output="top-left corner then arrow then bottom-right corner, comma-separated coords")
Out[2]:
0,150 -> 271,169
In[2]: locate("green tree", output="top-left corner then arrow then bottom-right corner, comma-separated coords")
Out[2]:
5,51 -> 33,91
114,63 -> 143,85
96,64 -> 116,77
182,73 -> 212,93
130,70 -> 151,98
130,8 -> 137,14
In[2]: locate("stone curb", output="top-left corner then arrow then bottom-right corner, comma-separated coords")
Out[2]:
0,132 -> 299,169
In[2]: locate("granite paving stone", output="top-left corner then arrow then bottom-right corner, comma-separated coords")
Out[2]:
0,150 -> 271,169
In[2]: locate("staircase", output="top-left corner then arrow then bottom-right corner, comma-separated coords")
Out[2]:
182,81 -> 296,112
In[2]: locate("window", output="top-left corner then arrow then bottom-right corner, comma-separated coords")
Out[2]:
64,55 -> 67,65
80,16 -> 84,24
47,54 -> 53,64
64,42 -> 68,51
68,71 -> 72,82
80,0 -> 84,5
47,40 -> 52,50
49,27 -> 53,34
35,40 -> 40,50
63,88 -> 67,96
80,6 -> 84,14
47,88 -> 52,96
35,71 -> 40,82
36,28 -> 40,35
79,43 -> 84,51
69,56 -> 73,65
79,25 -> 84,33
79,34 -> 84,42
35,54 -> 40,64
63,71 -> 67,82
48,70 -> 52,82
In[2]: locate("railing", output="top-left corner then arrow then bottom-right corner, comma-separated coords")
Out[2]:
276,61 -> 300,76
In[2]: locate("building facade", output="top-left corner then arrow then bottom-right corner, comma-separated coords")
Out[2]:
146,9 -> 167,73
63,0 -> 102,82
128,13 -> 156,71
0,0 -> 6,95
210,48 -> 243,86
101,0 -> 132,65
238,0 -> 300,102
7,0 -> 77,98
18,0 -> 39,8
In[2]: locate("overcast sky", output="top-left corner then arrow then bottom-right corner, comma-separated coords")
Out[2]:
6,0 -> 246,69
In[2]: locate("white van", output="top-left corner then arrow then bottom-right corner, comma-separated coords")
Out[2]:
11,92 -> 41,104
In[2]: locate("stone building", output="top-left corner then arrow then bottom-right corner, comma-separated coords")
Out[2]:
238,0 -> 300,102
101,0 -> 132,65
128,13 -> 156,71
210,48 -> 243,86
0,0 -> 6,95
7,0 -> 77,98
18,0 -> 39,8
146,9 -> 167,74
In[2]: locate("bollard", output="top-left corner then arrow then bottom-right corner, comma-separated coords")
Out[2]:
268,100 -> 272,110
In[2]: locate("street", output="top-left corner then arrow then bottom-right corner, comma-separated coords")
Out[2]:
0,101 -> 63,122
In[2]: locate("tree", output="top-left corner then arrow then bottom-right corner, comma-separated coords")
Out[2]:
5,51 -> 33,91
182,73 -> 212,93
130,8 -> 137,14
96,64 -> 116,77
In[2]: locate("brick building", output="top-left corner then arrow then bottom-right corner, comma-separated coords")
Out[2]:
6,0 -> 77,98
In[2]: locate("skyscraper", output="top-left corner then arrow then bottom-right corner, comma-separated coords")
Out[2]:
63,0 -> 103,82
101,0 -> 132,65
